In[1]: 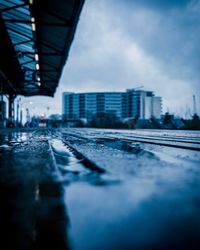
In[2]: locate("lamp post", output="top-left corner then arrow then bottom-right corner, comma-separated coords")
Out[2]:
20,101 -> 33,126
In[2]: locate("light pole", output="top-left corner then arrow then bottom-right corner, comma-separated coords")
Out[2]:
20,101 -> 33,126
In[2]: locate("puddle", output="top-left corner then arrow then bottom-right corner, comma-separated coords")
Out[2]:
50,138 -> 120,187
94,138 -> 157,159
51,139 -> 91,174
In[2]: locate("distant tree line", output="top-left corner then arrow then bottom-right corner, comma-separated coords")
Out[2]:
89,112 -> 127,129
69,112 -> 200,130
181,114 -> 200,130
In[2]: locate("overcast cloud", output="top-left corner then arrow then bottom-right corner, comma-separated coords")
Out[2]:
26,0 -> 200,116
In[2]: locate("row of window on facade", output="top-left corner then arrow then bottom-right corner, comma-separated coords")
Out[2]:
62,89 -> 162,121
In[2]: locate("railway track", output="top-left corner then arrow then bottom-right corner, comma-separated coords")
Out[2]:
62,131 -> 200,151
48,137 -> 105,175
114,137 -> 200,151
115,134 -> 200,144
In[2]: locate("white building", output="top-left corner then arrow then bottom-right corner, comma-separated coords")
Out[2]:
144,96 -> 162,119
152,96 -> 162,119
62,89 -> 162,121
127,89 -> 162,119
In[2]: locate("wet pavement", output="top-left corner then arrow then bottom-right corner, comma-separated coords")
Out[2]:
0,128 -> 200,249
0,130 -> 70,250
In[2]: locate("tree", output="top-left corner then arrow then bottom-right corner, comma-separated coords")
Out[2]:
162,112 -> 176,129
182,114 -> 200,130
150,116 -> 162,129
89,112 -> 127,128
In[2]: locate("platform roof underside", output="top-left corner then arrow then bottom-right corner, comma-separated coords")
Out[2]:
0,0 -> 84,97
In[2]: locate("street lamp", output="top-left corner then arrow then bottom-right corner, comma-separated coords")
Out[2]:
20,101 -> 33,126
30,105 -> 51,128
31,105 -> 50,118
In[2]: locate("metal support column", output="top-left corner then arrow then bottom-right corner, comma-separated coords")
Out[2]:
8,94 -> 15,122
16,98 -> 21,125
0,81 -> 3,103
0,82 -> 6,128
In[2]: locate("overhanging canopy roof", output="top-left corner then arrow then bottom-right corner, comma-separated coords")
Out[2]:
0,0 -> 84,97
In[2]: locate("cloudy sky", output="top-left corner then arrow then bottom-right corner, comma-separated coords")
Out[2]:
25,0 -> 200,117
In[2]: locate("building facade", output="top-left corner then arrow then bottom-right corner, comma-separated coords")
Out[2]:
127,89 -> 162,119
62,89 -> 162,121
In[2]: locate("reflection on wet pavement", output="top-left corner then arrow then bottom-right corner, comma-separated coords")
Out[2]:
0,129 -> 200,249
50,138 -> 119,186
66,178 -> 200,250
0,131 -> 70,250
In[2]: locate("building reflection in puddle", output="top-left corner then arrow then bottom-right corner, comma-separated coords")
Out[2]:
0,163 -> 70,250
34,180 -> 70,250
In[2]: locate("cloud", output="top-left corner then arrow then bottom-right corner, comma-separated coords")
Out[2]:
29,0 -> 199,116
